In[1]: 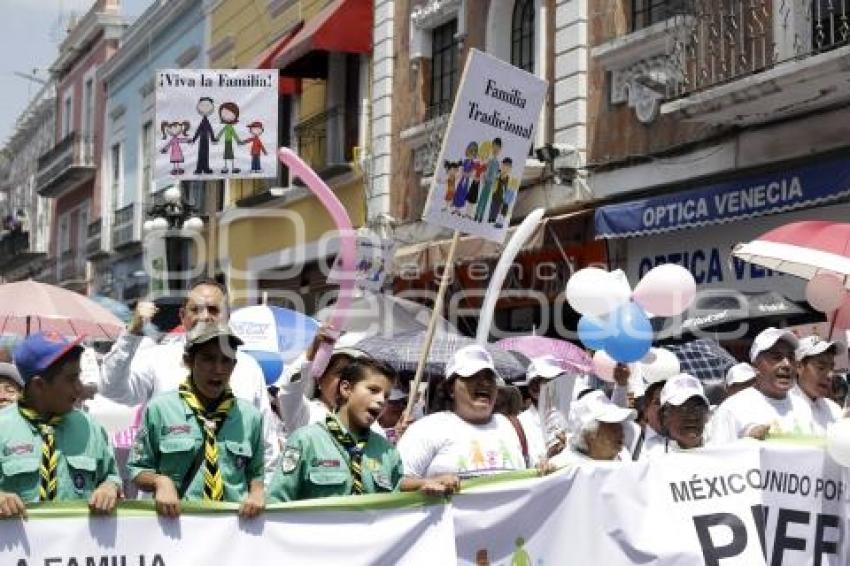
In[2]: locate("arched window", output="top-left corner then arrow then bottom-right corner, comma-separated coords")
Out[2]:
511,0 -> 534,72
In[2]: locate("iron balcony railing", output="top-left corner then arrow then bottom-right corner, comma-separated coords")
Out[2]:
86,219 -> 105,259
294,106 -> 354,172
663,0 -> 850,99
0,231 -> 31,266
36,132 -> 96,197
113,202 -> 140,249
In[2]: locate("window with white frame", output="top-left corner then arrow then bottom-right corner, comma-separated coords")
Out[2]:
59,214 -> 70,254
429,19 -> 459,118
62,92 -> 73,139
140,122 -> 153,201
110,143 -> 122,213
511,0 -> 534,72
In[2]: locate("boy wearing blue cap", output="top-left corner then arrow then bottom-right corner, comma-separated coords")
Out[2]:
0,332 -> 122,517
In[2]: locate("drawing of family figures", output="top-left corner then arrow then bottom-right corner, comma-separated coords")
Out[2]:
160,97 -> 268,176
441,137 -> 518,228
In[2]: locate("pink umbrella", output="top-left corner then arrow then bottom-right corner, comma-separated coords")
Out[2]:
494,336 -> 592,373
732,221 -> 850,284
0,280 -> 124,339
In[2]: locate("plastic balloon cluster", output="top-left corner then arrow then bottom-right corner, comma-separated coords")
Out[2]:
567,265 -> 697,375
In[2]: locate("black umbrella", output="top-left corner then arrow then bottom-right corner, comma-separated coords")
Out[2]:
666,339 -> 738,383
654,290 -> 823,340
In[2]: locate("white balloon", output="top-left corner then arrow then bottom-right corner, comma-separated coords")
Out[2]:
592,350 -> 617,382
826,419 -> 850,467
566,268 -> 632,317
806,273 -> 847,313
633,264 -> 697,317
638,347 -> 680,384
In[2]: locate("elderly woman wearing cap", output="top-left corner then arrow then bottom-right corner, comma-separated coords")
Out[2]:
790,335 -> 844,434
397,345 -> 527,493
709,327 -> 814,444
129,322 -> 265,518
550,390 -> 635,466
641,374 -> 710,458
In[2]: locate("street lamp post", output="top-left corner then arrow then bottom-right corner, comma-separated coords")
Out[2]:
142,184 -> 204,296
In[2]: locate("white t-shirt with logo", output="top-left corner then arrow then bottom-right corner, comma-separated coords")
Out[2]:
708,386 -> 813,444
789,386 -> 843,435
398,411 -> 526,479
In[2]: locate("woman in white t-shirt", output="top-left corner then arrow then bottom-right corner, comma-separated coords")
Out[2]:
398,345 -> 527,493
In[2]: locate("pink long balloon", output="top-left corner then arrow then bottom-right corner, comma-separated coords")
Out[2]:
278,147 -> 357,378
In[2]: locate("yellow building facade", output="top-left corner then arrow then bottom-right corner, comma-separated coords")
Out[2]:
208,0 -> 372,309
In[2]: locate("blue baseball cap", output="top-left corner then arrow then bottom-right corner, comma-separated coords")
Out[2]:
13,332 -> 84,383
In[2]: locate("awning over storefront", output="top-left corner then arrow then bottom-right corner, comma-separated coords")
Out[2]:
252,21 -> 304,95
272,0 -> 373,78
595,153 -> 850,239
393,210 -> 596,274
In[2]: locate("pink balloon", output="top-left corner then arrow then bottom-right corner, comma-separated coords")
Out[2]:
633,264 -> 696,317
592,350 -> 617,382
278,148 -> 357,378
805,273 -> 847,313
834,295 -> 850,333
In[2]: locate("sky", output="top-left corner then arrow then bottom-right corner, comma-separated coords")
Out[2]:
0,0 -> 153,144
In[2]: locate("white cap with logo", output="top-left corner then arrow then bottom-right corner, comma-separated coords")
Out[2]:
446,345 -> 504,384
660,373 -> 709,407
725,362 -> 757,387
570,390 -> 636,431
525,355 -> 565,383
749,327 -> 800,363
795,335 -> 843,361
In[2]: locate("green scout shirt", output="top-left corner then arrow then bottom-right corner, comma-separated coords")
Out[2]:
128,391 -> 264,502
268,421 -> 403,502
0,404 -> 121,502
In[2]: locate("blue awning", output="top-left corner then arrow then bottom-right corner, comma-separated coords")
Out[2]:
594,154 -> 850,239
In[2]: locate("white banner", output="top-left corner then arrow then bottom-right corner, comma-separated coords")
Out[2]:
155,69 -> 278,181
4,443 -> 847,566
422,49 -> 547,243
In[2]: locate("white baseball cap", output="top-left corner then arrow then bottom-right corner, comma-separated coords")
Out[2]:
526,355 -> 565,382
725,362 -> 757,387
571,390 -> 636,430
660,373 -> 709,407
387,386 -> 407,402
795,335 -> 844,361
749,327 -> 799,363
0,362 -> 22,388
446,345 -> 503,384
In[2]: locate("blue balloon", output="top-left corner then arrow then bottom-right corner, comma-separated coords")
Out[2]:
604,303 -> 652,363
243,350 -> 285,387
577,315 -> 609,350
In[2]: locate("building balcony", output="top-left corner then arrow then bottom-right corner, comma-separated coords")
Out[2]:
293,106 -> 356,181
112,202 -> 142,250
86,219 -> 109,259
36,132 -> 96,198
0,231 -> 46,276
58,250 -> 86,284
594,1 -> 850,126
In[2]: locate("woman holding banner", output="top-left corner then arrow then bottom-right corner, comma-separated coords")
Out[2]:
550,390 -> 635,466
397,345 -> 526,488
641,374 -> 710,458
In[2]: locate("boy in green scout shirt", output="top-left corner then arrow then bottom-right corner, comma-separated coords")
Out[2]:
269,357 -> 422,501
0,332 -> 121,518
129,322 -> 265,518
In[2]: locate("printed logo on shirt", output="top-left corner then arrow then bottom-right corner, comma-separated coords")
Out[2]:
365,458 -> 381,472
310,458 -> 341,468
373,472 -> 393,491
4,443 -> 34,456
281,447 -> 301,474
161,424 -> 192,436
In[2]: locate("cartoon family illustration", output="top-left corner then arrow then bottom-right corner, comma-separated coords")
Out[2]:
160,97 -> 268,176
440,137 -> 520,229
